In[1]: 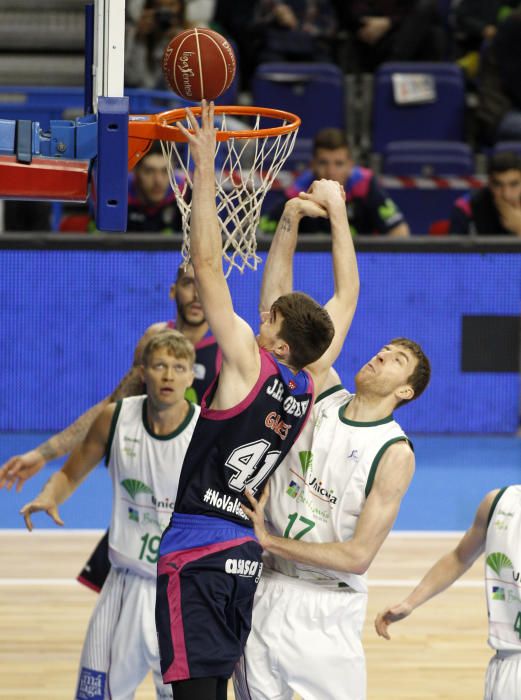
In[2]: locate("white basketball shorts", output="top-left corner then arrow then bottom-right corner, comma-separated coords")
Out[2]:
233,570 -> 368,700
75,567 -> 172,700
484,650 -> 521,700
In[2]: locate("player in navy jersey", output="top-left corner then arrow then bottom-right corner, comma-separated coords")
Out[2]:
155,100 -> 360,700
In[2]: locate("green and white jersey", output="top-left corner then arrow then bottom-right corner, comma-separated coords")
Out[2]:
264,386 -> 410,593
106,395 -> 200,579
485,484 -> 521,651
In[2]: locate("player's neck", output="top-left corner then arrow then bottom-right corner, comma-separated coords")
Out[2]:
174,318 -> 210,345
343,393 -> 395,423
145,398 -> 190,436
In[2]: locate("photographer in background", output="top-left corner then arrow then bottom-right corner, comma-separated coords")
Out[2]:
125,0 -> 187,88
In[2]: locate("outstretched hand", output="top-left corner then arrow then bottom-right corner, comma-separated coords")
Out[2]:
241,481 -> 271,549
374,601 -> 413,640
0,450 -> 46,492
176,99 -> 216,168
300,179 -> 346,214
20,495 -> 64,532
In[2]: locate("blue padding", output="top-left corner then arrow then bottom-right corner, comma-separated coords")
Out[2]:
95,96 -> 129,232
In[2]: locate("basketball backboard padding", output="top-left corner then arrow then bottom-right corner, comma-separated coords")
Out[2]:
95,95 -> 129,231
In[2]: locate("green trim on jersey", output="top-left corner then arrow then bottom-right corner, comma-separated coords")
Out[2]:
487,486 -> 508,529
316,384 -> 344,403
142,398 -> 195,440
365,436 -> 412,498
105,400 -> 123,467
339,399 -> 394,427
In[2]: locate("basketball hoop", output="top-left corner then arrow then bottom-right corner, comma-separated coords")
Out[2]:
128,105 -> 300,276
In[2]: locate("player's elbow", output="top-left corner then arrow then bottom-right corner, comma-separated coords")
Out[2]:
349,558 -> 370,576
340,545 -> 371,575
191,250 -> 218,272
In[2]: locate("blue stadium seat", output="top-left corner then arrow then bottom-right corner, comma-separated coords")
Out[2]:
372,62 -> 465,154
382,141 -> 474,175
252,63 -> 346,139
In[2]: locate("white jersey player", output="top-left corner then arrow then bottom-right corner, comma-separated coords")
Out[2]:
20,330 -> 199,700
236,338 -> 431,700
375,485 -> 521,700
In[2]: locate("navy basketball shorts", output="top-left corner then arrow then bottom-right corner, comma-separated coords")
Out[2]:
156,513 -> 263,683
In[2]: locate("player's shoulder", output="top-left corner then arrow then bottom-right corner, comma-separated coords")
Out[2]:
316,383 -> 350,407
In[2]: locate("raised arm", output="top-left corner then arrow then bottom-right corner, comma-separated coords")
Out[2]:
304,180 -> 359,390
244,440 -> 414,574
0,324 -> 159,492
374,489 -> 497,640
259,197 -> 327,313
19,404 -> 116,531
177,102 -> 258,378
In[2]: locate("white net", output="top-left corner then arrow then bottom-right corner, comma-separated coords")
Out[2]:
159,111 -> 298,277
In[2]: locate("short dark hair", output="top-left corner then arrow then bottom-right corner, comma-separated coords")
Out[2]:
271,292 -> 335,370
487,151 -> 521,176
313,128 -> 350,155
389,337 -> 431,408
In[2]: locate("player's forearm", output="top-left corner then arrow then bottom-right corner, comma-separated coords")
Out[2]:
190,164 -> 222,271
403,550 -> 473,612
34,398 -> 110,463
38,469 -> 78,507
259,201 -> 301,311
262,533 -> 369,575
329,203 -> 359,305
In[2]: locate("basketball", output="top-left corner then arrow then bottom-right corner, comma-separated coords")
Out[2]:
162,28 -> 236,102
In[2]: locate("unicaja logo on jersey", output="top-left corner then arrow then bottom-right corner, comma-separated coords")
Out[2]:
297,451 -> 337,504
121,479 -> 153,499
308,477 -> 337,504
486,552 -> 514,576
299,451 -> 313,477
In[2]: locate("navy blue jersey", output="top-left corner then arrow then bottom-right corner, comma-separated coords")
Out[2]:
166,320 -> 221,402
174,348 -> 314,526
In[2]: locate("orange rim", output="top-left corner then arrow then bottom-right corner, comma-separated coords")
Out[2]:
128,105 -> 300,169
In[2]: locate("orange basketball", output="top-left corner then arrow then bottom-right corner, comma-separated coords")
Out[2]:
162,28 -> 236,102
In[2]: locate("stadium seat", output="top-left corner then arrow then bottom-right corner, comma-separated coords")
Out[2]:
252,62 -> 346,139
372,62 -> 465,154
382,141 -> 474,176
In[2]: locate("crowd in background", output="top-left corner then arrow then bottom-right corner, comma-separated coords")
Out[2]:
3,0 -> 521,236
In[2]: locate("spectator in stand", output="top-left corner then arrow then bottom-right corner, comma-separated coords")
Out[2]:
453,0 -> 518,54
476,9 -> 521,145
127,142 -> 183,233
333,0 -> 445,72
450,151 -> 521,236
125,0 -> 187,89
251,0 -> 337,65
260,128 -> 410,237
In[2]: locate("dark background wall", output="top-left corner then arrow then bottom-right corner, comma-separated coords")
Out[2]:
1,249 -> 520,433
